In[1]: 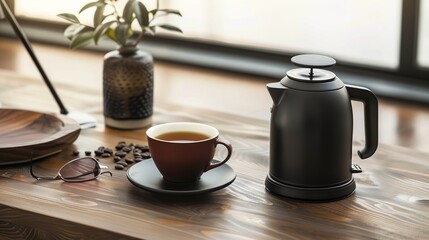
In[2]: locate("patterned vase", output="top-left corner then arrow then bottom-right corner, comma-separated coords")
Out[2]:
103,46 -> 153,129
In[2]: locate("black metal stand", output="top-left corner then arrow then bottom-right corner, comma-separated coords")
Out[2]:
0,0 -> 68,114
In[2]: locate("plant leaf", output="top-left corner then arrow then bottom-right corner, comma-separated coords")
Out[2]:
93,20 -> 116,44
156,9 -> 182,17
70,31 -> 94,49
149,9 -> 157,16
106,28 -> 119,44
135,2 -> 149,27
115,23 -> 130,46
79,1 -> 105,14
64,24 -> 86,40
93,4 -> 106,28
147,0 -> 159,16
156,24 -> 182,33
57,13 -> 80,24
144,26 -> 155,36
123,0 -> 137,24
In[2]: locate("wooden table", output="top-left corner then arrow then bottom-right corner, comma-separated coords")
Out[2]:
0,43 -> 429,239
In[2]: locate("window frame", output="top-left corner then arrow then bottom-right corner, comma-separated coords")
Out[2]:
399,0 -> 429,78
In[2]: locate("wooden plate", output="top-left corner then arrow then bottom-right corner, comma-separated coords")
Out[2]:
0,108 -> 81,165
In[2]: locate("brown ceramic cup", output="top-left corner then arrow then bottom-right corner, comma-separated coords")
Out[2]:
146,122 -> 233,183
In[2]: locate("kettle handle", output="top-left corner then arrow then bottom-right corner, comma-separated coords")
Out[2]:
346,84 -> 378,159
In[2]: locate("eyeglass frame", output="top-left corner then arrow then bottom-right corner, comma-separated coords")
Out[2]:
30,156 -> 113,182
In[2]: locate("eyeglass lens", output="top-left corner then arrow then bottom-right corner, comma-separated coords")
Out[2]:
59,157 -> 100,181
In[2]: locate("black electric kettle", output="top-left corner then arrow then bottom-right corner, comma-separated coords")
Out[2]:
266,54 -> 378,201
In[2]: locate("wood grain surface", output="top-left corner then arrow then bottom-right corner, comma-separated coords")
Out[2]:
0,102 -> 428,240
0,38 -> 428,239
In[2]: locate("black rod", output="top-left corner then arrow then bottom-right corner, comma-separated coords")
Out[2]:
0,0 -> 69,114
399,0 -> 420,74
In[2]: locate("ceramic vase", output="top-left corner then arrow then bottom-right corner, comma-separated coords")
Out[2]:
103,46 -> 153,129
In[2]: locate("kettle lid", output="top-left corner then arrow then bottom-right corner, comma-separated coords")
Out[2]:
281,54 -> 344,91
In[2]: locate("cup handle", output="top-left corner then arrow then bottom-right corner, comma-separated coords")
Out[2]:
204,139 -> 233,171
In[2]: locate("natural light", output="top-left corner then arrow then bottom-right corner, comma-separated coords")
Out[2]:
418,0 -> 429,67
15,0 -> 402,68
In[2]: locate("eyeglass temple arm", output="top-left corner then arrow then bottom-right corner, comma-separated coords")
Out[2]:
99,164 -> 113,176
68,170 -> 113,179
100,171 -> 113,176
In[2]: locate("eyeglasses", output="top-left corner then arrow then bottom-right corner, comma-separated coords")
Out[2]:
30,157 -> 112,182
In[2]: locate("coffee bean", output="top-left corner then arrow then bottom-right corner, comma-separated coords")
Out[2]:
104,148 -> 113,154
94,150 -> 103,156
117,161 -> 128,167
122,147 -> 131,153
141,152 -> 151,159
115,151 -> 126,158
72,142 -> 149,167
116,141 -> 126,148
114,164 -> 124,170
125,158 -> 134,164
140,145 -> 150,152
135,144 -> 144,149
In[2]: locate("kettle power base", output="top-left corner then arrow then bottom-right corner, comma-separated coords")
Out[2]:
265,175 -> 356,201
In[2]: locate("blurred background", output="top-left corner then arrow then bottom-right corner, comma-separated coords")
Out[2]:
10,0 -> 408,68
1,0 -> 428,98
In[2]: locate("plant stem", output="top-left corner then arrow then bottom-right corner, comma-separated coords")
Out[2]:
132,1 -> 158,47
107,0 -> 120,22
133,31 -> 145,47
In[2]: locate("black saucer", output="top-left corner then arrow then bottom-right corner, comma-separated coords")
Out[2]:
127,159 -> 236,195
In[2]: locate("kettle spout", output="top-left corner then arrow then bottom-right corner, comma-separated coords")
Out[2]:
267,82 -> 287,105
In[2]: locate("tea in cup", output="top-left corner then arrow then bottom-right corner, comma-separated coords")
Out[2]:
146,122 -> 232,183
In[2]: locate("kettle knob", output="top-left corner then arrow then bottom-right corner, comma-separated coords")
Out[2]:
285,54 -> 337,83
291,54 -> 336,68
291,54 -> 336,78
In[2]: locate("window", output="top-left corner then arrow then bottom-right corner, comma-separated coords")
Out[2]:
418,0 -> 429,68
14,0 -> 402,69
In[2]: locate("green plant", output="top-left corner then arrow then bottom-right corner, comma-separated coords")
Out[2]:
58,0 -> 182,49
